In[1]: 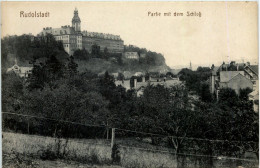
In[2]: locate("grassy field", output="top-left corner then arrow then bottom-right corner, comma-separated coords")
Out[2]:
3,152 -> 122,168
2,132 -> 259,168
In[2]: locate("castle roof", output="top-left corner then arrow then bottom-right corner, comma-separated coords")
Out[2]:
248,65 -> 258,75
39,26 -> 77,36
81,30 -> 122,40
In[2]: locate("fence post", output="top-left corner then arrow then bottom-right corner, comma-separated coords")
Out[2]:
111,128 -> 115,148
106,121 -> 109,140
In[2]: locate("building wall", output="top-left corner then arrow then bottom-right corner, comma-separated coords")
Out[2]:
54,34 -> 72,55
209,75 -> 216,94
219,74 -> 253,95
219,71 -> 244,82
82,36 -> 124,53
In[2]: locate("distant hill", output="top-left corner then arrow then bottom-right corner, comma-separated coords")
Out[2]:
2,34 -> 171,75
72,44 -> 171,74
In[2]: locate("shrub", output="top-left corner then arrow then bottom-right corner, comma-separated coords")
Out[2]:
111,144 -> 121,164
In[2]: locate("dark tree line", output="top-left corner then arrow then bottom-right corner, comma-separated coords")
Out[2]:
1,34 -> 67,69
178,67 -> 212,102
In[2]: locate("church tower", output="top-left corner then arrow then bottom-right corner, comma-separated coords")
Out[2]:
72,8 -> 81,32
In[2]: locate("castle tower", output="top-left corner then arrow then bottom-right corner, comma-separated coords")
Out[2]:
72,8 -> 81,32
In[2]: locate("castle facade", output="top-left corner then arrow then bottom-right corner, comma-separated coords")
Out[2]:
38,8 -> 124,55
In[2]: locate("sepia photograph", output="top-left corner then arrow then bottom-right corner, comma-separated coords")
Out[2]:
1,1 -> 259,168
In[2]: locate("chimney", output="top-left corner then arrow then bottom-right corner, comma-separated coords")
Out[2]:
149,76 -> 151,81
142,76 -> 145,82
134,78 -> 137,88
237,65 -> 239,71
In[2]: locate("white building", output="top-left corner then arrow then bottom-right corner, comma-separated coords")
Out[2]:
124,52 -> 139,60
7,62 -> 33,78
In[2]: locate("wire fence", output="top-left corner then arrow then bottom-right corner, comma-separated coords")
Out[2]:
2,111 -> 259,165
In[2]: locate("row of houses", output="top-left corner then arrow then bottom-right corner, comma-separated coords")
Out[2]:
6,59 -> 259,112
115,76 -> 182,97
209,61 -> 258,112
210,61 -> 258,95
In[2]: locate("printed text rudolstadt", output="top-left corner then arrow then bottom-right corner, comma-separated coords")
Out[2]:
20,11 -> 50,17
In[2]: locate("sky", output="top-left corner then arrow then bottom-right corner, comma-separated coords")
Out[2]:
1,2 -> 258,68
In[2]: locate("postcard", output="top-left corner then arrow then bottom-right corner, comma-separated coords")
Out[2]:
1,1 -> 258,168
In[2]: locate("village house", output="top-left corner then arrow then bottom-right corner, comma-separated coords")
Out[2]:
6,60 -> 33,78
209,61 -> 259,111
123,52 -> 139,60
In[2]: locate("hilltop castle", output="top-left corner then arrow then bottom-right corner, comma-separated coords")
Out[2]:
38,8 -> 124,55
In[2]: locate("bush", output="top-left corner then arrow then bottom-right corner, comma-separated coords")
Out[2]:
38,145 -> 57,161
111,144 -> 121,164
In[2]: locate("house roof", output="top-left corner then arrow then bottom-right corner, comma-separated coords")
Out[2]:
17,62 -> 33,67
7,64 -> 33,74
218,62 -> 246,72
228,73 -> 249,83
249,65 -> 258,75
81,31 -> 122,40
134,72 -> 143,76
220,71 -> 244,82
40,27 -> 76,36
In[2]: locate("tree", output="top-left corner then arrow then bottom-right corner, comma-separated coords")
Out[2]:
239,87 -> 253,101
2,73 -> 24,112
166,72 -> 174,77
27,63 -> 47,90
67,56 -> 78,76
194,88 -> 259,158
91,43 -> 101,57
73,48 -> 90,60
20,79 -> 109,137
117,72 -> 124,81
103,47 -> 109,60
199,82 -> 212,102
218,88 -> 238,107
27,54 -> 66,90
